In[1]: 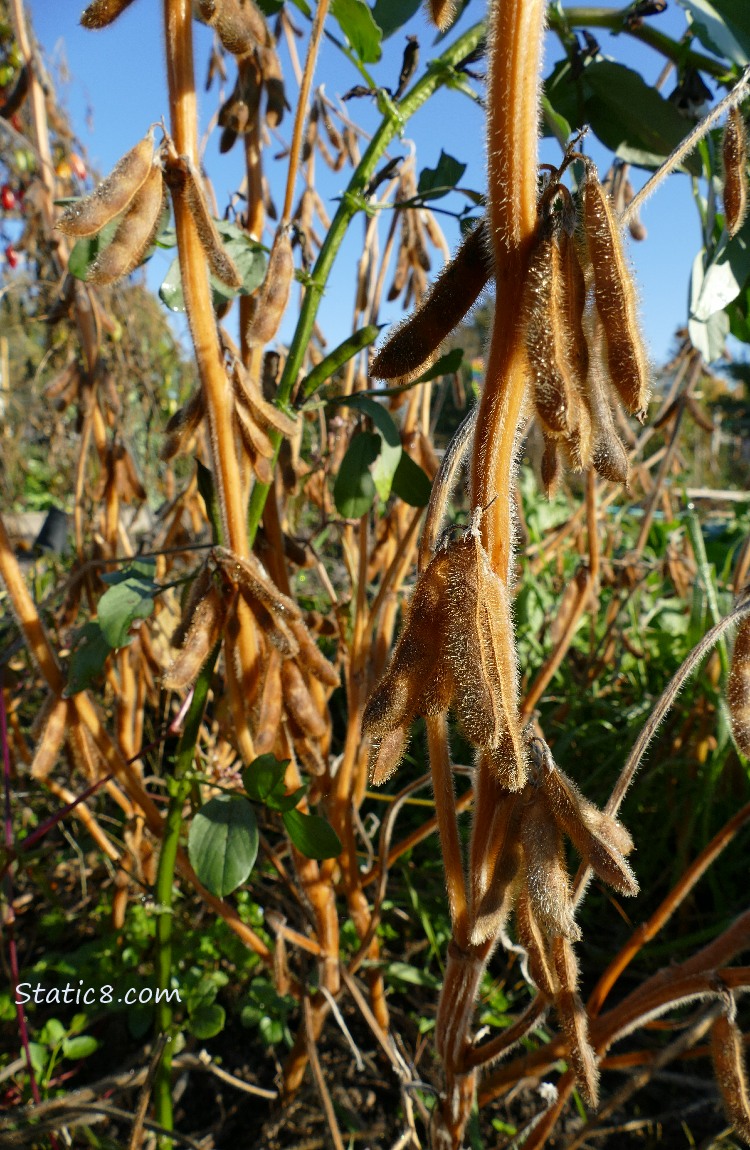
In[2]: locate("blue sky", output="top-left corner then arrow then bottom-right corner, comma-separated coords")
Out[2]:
29,1 -> 709,366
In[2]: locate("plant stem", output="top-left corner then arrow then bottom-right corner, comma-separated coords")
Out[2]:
246,19 -> 487,542
281,0 -> 330,226
153,649 -> 219,1149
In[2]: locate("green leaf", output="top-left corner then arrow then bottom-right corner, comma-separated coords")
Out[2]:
677,0 -> 750,64
385,961 -> 440,988
40,1018 -> 66,1046
242,754 -> 290,803
582,61 -> 702,173
65,621 -> 112,697
159,257 -> 185,312
331,0 -> 383,64
300,324 -> 382,399
97,565 -> 157,649
692,221 -> 750,322
188,795 -> 259,898
62,1035 -> 98,1060
282,809 -> 342,859
340,394 -> 402,501
188,1002 -> 226,1039
333,431 -> 381,518
371,0 -> 420,37
68,218 -> 119,281
689,248 -> 731,361
417,151 -> 467,201
391,451 -> 432,506
196,459 -> 222,543
159,235 -> 265,313
267,785 -> 307,813
27,1043 -> 47,1078
256,0 -> 284,13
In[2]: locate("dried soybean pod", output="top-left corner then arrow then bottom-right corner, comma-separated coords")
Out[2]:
426,0 -> 458,31
183,162 -> 242,289
515,888 -> 559,997
57,128 -> 155,237
520,793 -> 581,941
196,0 -> 269,57
233,398 -> 275,459
30,696 -> 69,780
161,387 -> 206,460
558,228 -> 590,394
255,649 -> 283,755
582,325 -> 630,486
231,358 -> 296,436
710,1001 -> 750,1142
372,218 -> 492,384
723,107 -> 748,239
288,617 -> 339,686
541,435 -> 559,496
246,227 -> 294,347
552,937 -> 600,1107
282,660 -> 328,740
261,44 -> 287,127
87,163 -> 165,285
80,0 -> 140,28
542,763 -> 639,895
524,232 -> 574,435
728,616 -> 750,756
582,159 -> 650,417
163,584 -> 227,691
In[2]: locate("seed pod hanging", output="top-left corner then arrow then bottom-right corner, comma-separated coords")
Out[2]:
723,106 -> 748,239
80,0 -> 140,29
87,162 -> 166,285
56,128 -> 156,237
728,616 -> 750,756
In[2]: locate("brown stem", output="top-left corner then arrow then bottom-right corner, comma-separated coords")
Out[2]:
281,0 -> 330,227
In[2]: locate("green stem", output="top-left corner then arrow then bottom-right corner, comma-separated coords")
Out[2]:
685,508 -> 728,680
246,19 -> 487,543
549,6 -> 735,79
153,645 -> 220,1149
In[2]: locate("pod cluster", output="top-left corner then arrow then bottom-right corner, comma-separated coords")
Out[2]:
372,154 -> 652,492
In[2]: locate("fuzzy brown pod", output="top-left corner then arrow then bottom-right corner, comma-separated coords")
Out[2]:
261,44 -> 287,127
728,615 -> 750,756
255,649 -> 283,756
581,159 -> 650,419
57,129 -> 155,238
213,547 -> 300,656
80,0 -> 139,29
536,743 -> 638,895
523,217 -> 578,437
230,357 -> 296,437
426,0 -> 459,32
363,546 -> 456,785
723,107 -> 748,240
581,319 -> 631,486
281,660 -> 328,741
163,582 -> 228,691
195,0 -> 270,57
30,696 -> 69,780
246,228 -> 294,347
443,524 -> 527,789
515,887 -> 559,997
552,937 -> 600,1107
372,218 -> 492,384
471,788 -> 523,944
520,792 -> 581,941
710,999 -> 750,1142
182,162 -> 242,289
161,388 -> 206,461
87,163 -> 166,285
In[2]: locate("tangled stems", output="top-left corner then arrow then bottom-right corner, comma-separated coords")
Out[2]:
246,18 -> 487,543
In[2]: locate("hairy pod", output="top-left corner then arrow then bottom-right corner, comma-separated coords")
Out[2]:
541,435 -> 559,496
552,936 -> 600,1107
723,107 -> 748,239
233,397 -> 276,459
246,228 -> 294,347
710,1003 -> 750,1142
426,0 -> 458,31
282,659 -> 328,740
515,888 -> 559,997
443,527 -> 527,787
523,222 -> 577,436
57,129 -> 155,237
582,160 -> 650,418
261,44 -> 287,127
729,616 -> 750,756
68,719 -> 102,780
196,0 -> 269,57
255,649 -> 283,756
161,387 -> 205,460
231,358 -> 296,436
30,697 -> 69,780
582,319 -> 630,485
87,163 -> 165,285
520,793 -> 581,941
542,762 -> 638,895
172,564 -> 212,649
372,218 -> 492,384
80,0 -> 140,29
471,789 -> 522,944
163,584 -> 226,690
183,162 -> 242,289
212,547 -> 302,657
288,617 -> 339,686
